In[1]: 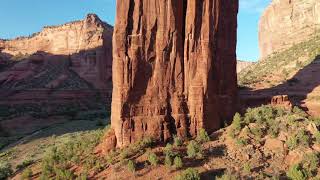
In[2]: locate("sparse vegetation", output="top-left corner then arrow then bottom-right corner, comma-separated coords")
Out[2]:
165,154 -> 173,168
286,164 -> 306,180
21,167 -> 33,180
301,153 -> 319,177
286,130 -> 310,150
175,168 -> 200,180
314,131 -> 320,144
127,160 -> 136,173
0,161 -> 13,180
216,170 -> 239,180
16,159 -> 34,171
187,140 -> 203,159
243,162 -> 251,174
173,135 -> 183,147
235,138 -> 248,147
164,143 -> 175,157
173,156 -> 183,169
38,128 -> 105,179
196,128 -> 210,143
3,103 -> 320,179
147,152 -> 159,166
239,32 -> 320,87
232,113 -> 242,132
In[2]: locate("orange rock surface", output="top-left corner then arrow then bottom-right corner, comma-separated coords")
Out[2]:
104,0 -> 239,149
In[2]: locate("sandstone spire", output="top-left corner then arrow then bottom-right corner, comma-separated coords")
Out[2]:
104,0 -> 238,149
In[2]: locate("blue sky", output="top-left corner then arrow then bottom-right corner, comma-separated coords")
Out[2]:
0,0 -> 270,61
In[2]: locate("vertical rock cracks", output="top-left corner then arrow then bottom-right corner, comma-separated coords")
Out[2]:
102,0 -> 238,150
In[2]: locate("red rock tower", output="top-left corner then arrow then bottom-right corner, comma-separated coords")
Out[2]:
106,0 -> 238,149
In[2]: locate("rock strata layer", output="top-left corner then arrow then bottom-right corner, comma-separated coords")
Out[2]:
259,0 -> 320,58
0,14 -> 113,94
105,0 -> 238,149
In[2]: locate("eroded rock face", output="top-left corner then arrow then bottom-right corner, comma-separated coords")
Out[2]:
259,0 -> 320,58
0,14 -> 113,141
0,14 -> 113,94
107,0 -> 238,149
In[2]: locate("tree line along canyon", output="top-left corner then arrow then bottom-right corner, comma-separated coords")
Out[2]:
1,0 -> 320,179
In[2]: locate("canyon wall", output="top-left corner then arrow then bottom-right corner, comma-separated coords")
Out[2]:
0,14 -> 113,94
0,14 -> 112,56
105,0 -> 238,149
259,0 -> 320,59
0,14 -> 113,139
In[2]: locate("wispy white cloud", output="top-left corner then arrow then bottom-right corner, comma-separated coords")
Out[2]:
239,0 -> 271,14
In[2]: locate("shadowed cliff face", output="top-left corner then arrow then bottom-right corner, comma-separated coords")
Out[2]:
0,14 -> 113,95
259,0 -> 320,59
103,0 -> 238,149
0,14 -> 113,142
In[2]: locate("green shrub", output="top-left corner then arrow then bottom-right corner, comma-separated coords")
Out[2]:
16,159 -> 34,170
296,130 -> 310,147
54,167 -> 75,180
21,167 -> 33,180
301,153 -> 319,177
286,164 -> 306,180
267,123 -> 279,138
173,156 -> 183,169
138,137 -> 154,149
292,106 -> 308,118
228,129 -> 236,139
216,172 -> 238,180
175,168 -> 200,180
165,154 -> 173,168
310,117 -> 320,127
286,136 -> 299,150
164,143 -> 175,157
120,149 -> 130,160
127,160 -> 136,173
105,150 -> 117,165
0,162 -> 13,180
235,138 -> 248,147
93,159 -> 104,173
250,127 -> 264,139
173,135 -> 183,147
148,152 -> 159,166
288,115 -> 300,126
314,131 -> 320,144
76,172 -> 88,180
196,128 -> 210,143
39,171 -> 50,180
232,113 -> 242,131
243,162 -> 251,174
187,140 -> 203,159
286,130 -> 310,150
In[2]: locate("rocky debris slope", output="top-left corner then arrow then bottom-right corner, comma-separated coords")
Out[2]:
102,0 -> 238,150
9,105 -> 320,179
259,0 -> 320,59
